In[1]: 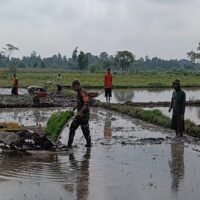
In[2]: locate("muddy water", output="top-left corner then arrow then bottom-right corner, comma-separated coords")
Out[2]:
144,106 -> 200,125
96,88 -> 200,103
0,108 -> 200,200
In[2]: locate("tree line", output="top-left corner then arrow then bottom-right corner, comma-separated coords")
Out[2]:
0,44 -> 198,73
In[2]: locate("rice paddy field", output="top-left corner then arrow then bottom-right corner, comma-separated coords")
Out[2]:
1,68 -> 200,88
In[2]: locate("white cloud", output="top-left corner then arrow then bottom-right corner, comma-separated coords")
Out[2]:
0,0 -> 199,59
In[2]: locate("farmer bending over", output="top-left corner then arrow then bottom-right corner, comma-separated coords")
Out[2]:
67,80 -> 91,148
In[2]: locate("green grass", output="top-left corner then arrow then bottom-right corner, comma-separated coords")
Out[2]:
1,68 -> 200,88
94,102 -> 200,138
45,110 -> 74,142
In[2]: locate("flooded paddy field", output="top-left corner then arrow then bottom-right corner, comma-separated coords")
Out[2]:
96,88 -> 200,103
0,107 -> 66,127
1,87 -> 200,104
0,108 -> 200,200
0,88 -> 27,95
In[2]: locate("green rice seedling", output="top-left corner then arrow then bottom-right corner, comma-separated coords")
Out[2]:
45,111 -> 74,142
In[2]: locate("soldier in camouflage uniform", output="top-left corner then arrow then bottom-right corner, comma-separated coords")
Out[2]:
67,80 -> 91,148
169,79 -> 186,137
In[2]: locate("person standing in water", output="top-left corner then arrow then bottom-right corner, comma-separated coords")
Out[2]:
169,79 -> 186,137
104,67 -> 112,103
67,80 -> 91,148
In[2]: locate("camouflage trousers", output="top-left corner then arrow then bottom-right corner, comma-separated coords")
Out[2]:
68,116 -> 91,147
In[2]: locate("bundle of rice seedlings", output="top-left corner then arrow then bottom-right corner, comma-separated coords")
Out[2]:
45,111 -> 74,142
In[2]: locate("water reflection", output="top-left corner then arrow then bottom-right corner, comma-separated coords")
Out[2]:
69,148 -> 91,200
0,108 -> 66,127
0,153 -> 60,181
169,141 -> 184,193
0,88 -> 27,95
104,112 -> 112,139
96,88 -> 200,103
113,90 -> 134,102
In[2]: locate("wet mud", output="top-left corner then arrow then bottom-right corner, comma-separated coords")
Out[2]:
0,94 -> 76,108
0,108 -> 200,199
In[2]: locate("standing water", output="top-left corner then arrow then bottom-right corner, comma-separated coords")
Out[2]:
0,108 -> 200,200
96,88 -> 200,103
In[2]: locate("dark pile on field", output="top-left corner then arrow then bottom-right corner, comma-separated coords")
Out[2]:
0,94 -> 76,108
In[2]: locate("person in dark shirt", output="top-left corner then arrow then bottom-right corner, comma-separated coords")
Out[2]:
169,79 -> 186,137
67,80 -> 91,148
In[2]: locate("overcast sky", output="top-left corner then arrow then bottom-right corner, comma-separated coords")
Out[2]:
0,0 -> 199,59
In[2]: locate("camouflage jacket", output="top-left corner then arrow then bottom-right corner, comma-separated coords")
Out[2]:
76,88 -> 90,120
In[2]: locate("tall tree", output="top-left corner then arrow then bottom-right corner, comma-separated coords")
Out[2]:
99,52 -> 108,60
2,44 -> 19,59
77,51 -> 88,70
187,42 -> 200,62
115,51 -> 135,74
72,46 -> 78,62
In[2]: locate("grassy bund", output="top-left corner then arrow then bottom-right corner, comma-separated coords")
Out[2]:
94,102 -> 200,138
1,69 -> 200,88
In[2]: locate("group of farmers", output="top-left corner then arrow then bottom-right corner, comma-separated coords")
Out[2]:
10,68 -> 185,148
67,68 -> 186,148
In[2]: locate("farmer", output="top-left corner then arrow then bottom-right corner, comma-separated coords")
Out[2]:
56,73 -> 62,93
169,79 -> 186,137
67,80 -> 91,148
11,73 -> 18,96
104,67 -> 112,103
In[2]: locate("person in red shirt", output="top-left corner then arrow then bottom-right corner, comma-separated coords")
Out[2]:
104,67 -> 112,103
